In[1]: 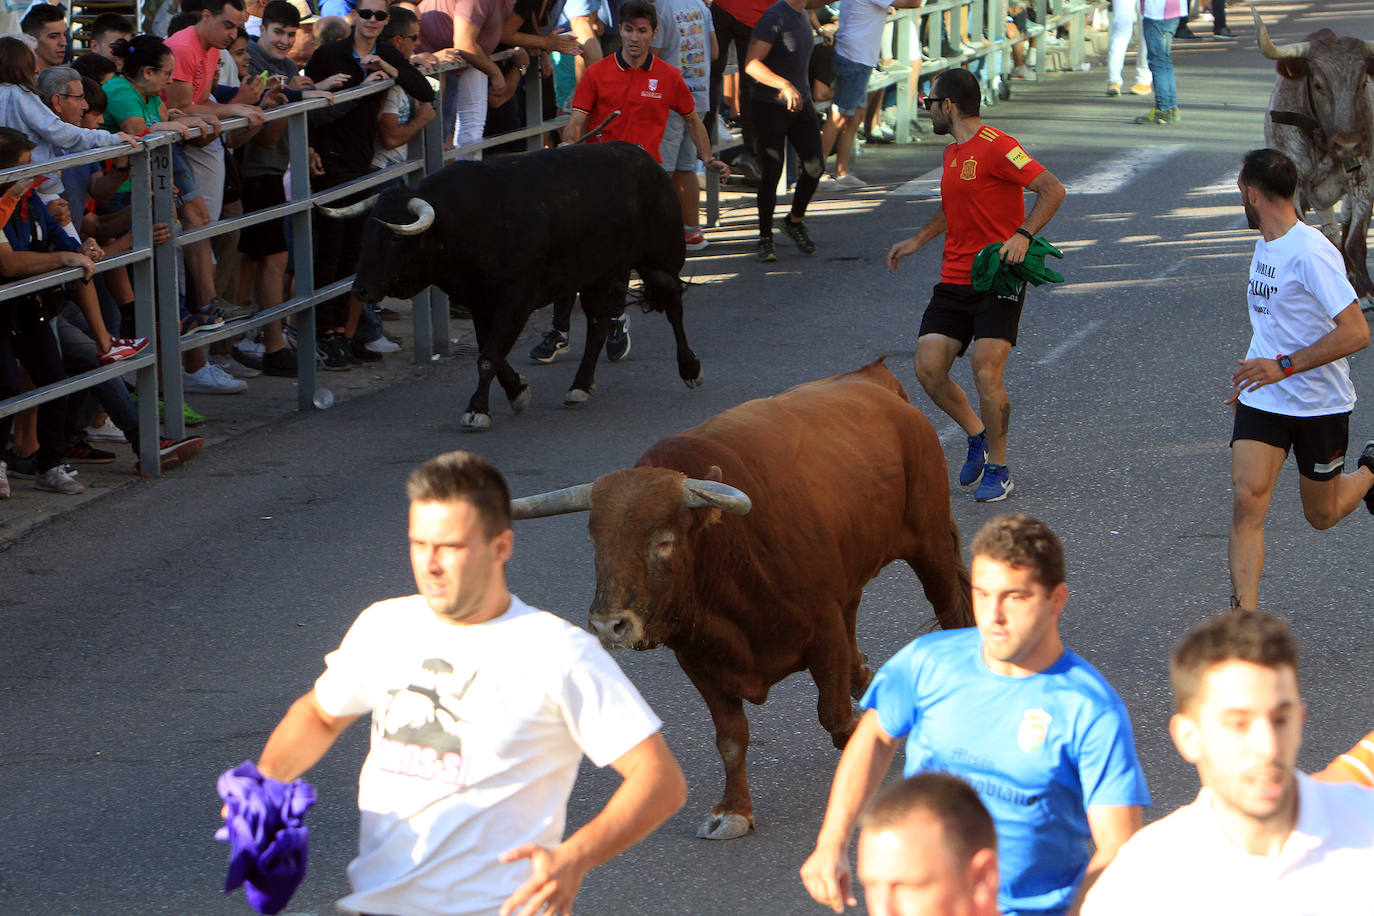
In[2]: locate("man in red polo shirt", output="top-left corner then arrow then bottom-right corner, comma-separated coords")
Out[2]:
887,68 -> 1064,503
534,0 -> 726,363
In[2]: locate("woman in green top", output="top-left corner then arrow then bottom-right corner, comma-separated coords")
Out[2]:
103,36 -> 199,144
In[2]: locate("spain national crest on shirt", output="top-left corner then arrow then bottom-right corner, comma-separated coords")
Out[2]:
1006,145 -> 1032,170
960,157 -> 978,181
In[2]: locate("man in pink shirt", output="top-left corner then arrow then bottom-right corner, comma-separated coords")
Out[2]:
418,0 -> 513,155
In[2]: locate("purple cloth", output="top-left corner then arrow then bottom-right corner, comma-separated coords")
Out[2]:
215,760 -> 317,915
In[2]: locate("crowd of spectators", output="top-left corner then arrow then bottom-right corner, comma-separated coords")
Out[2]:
0,0 -> 1214,502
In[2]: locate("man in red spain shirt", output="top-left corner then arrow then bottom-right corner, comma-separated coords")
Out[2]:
543,0 -> 726,362
888,68 -> 1065,503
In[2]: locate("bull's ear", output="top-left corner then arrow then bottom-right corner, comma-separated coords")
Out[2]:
705,465 -> 723,482
1277,59 -> 1309,81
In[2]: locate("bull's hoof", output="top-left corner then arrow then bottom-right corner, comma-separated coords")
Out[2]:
684,364 -> 705,389
459,411 -> 492,431
564,388 -> 592,406
697,812 -> 754,840
510,385 -> 532,414
1361,293 -> 1374,314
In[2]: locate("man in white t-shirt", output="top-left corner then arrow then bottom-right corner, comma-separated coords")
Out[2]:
823,0 -> 920,189
652,0 -> 716,250
1083,610 -> 1374,914
246,450 -> 686,916
1225,148 -> 1374,611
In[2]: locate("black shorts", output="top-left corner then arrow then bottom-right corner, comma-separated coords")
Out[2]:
1231,402 -> 1350,481
810,42 -> 836,89
237,174 -> 288,259
918,282 -> 1025,355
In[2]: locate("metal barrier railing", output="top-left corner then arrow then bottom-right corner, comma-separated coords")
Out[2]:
0,53 -> 568,478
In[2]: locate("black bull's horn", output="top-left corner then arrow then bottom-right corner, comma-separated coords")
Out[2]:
510,479 -> 753,519
314,196 -> 437,236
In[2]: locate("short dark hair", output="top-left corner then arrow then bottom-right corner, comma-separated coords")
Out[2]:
82,75 -> 107,114
22,4 -> 67,36
201,0 -> 247,15
618,0 -> 656,30
168,11 -> 201,35
260,0 -> 302,29
406,451 -> 513,537
73,51 -> 118,82
0,126 -> 36,171
1170,610 -> 1299,713
934,67 -> 981,117
860,772 -> 997,866
90,12 -> 134,42
969,513 -> 1065,591
1239,148 -> 1297,201
380,4 -> 417,40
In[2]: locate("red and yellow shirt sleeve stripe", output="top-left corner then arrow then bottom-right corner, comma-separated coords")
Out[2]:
1318,729 -> 1374,787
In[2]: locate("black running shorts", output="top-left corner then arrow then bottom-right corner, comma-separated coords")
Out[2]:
918,282 -> 1025,355
237,174 -> 289,259
1231,402 -> 1350,481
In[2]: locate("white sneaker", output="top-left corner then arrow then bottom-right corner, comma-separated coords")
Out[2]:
213,356 -> 261,379
235,336 -> 266,357
365,336 -> 401,354
83,417 -> 128,443
36,464 -> 85,495
184,363 -> 248,394
832,174 -> 865,189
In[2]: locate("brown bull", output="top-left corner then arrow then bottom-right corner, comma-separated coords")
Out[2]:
510,360 -> 973,839
1255,10 -> 1374,310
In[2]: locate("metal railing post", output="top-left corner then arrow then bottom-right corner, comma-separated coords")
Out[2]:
129,142 -> 161,477
423,88 -> 449,361
151,141 -> 184,442
894,10 -> 913,144
286,112 -> 319,410
523,68 -> 543,153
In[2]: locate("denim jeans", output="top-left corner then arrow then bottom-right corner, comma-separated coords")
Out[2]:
1141,17 -> 1178,111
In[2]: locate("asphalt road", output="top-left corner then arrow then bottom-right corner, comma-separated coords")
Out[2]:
3,4 -> 1373,913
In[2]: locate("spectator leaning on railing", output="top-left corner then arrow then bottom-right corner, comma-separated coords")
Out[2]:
0,127 -> 92,498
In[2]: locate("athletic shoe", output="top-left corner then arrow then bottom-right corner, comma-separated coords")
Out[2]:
529,329 -> 570,364
606,316 -> 631,362
235,335 -> 266,358
1106,83 -> 1121,97
3,451 -> 78,480
867,123 -> 895,144
184,362 -> 248,394
262,347 -> 298,377
779,219 -> 817,255
230,348 -> 264,375
0,461 -> 9,499
158,435 -> 204,468
1129,82 -> 1152,96
35,465 -> 84,495
1010,65 -> 1030,79
974,464 -> 1013,502
98,336 -> 149,365
363,335 -> 401,354
1212,26 -> 1235,39
210,297 -> 256,322
180,312 -> 225,336
83,417 -> 127,443
379,306 -> 402,322
319,333 -> 351,372
684,228 -> 708,251
134,395 -> 207,426
1358,440 -> 1374,515
350,337 -> 383,363
757,237 -> 777,262
1175,23 -> 1199,40
832,174 -> 865,190
1134,108 -> 1177,125
65,441 -> 117,464
959,432 -> 989,486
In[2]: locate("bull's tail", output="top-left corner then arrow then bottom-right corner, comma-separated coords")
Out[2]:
942,516 -> 975,629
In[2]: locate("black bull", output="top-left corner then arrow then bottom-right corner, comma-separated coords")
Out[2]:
323,142 -> 704,429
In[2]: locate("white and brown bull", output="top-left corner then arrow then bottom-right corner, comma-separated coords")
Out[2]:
510,360 -> 973,839
1255,10 -> 1374,310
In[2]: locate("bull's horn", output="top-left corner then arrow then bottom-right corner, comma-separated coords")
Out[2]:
683,479 -> 752,515
510,483 -> 594,519
315,193 -> 379,219
1252,10 -> 1311,60
377,198 -> 436,236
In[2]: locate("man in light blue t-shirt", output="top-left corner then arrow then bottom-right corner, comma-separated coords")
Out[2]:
801,513 -> 1150,916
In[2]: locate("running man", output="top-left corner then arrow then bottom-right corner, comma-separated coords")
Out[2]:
1226,148 -> 1373,610
887,68 -> 1064,502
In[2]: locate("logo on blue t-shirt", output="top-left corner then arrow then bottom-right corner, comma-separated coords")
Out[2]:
1017,708 -> 1052,753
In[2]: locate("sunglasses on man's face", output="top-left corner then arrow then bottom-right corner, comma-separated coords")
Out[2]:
356,8 -> 389,19
922,96 -> 947,111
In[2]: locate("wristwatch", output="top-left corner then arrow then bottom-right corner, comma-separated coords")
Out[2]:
1276,354 -> 1295,377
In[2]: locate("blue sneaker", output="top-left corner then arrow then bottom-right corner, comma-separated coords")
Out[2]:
959,432 -> 989,486
974,464 -> 1013,502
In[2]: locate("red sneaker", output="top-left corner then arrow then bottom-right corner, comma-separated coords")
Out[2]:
98,337 -> 150,365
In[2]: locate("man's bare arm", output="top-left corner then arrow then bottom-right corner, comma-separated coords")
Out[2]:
1067,805 -> 1142,916
999,167 -> 1065,264
497,732 -> 686,916
256,690 -> 359,782
1229,300 -> 1370,401
887,206 -> 948,271
569,14 -> 602,82
800,710 -> 901,913
454,15 -> 504,85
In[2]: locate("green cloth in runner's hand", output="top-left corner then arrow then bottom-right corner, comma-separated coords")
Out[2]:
971,236 -> 1065,298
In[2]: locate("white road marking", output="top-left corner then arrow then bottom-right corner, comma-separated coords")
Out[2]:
1035,319 -> 1107,366
891,166 -> 944,198
1063,145 -> 1186,195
